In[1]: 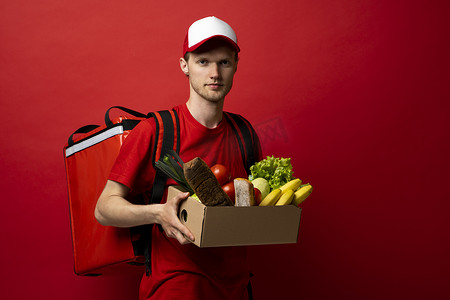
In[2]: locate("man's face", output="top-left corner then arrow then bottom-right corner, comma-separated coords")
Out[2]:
180,45 -> 238,103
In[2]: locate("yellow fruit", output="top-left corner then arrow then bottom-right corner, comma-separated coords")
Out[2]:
259,189 -> 282,206
280,179 -> 302,194
275,189 -> 295,205
292,184 -> 313,206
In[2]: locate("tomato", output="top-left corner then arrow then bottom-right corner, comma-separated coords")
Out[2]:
210,164 -> 231,185
222,181 -> 235,204
254,187 -> 262,205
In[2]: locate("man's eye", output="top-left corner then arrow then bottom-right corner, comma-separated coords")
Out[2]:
198,60 -> 207,65
220,60 -> 230,65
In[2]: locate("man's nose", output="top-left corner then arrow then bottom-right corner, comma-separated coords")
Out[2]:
209,63 -> 221,79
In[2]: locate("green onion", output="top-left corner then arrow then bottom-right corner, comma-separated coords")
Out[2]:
155,152 -> 194,194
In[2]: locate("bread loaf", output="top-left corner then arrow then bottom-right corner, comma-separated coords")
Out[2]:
183,157 -> 233,206
234,178 -> 255,206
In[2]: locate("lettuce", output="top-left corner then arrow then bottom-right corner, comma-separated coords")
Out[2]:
249,156 -> 294,190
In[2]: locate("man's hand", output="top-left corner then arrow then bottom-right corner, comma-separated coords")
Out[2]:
96,180 -> 194,245
159,191 -> 195,245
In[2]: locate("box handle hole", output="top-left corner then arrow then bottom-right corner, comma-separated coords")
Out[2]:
180,209 -> 188,223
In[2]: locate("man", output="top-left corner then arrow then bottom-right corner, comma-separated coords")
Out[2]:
95,16 -> 262,299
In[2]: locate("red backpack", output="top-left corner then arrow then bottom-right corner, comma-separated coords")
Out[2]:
64,106 -> 259,276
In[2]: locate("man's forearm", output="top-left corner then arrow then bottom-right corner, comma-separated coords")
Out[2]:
95,179 -> 162,227
95,180 -> 194,244
95,195 -> 162,227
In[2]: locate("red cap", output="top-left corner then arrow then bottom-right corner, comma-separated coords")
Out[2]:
183,16 -> 240,56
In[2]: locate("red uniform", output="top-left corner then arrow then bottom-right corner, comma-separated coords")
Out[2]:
109,103 -> 262,299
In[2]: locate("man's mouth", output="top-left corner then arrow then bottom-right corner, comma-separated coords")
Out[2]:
206,83 -> 223,89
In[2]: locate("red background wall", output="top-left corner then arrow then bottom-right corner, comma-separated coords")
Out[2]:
1,0 -> 449,299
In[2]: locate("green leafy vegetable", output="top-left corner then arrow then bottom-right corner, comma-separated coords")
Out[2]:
155,150 -> 195,194
248,156 -> 294,190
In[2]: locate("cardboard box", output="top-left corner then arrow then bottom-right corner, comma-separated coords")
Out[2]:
168,186 -> 302,247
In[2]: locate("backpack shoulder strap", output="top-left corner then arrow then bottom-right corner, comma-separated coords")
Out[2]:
147,109 -> 180,204
143,109 -> 179,276
223,112 -> 259,176
149,110 -> 181,165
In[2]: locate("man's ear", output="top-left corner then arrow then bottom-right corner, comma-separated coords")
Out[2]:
179,58 -> 189,76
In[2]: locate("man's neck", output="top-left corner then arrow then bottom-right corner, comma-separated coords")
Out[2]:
186,97 -> 224,129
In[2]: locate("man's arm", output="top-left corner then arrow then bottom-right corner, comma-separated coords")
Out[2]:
95,180 -> 194,244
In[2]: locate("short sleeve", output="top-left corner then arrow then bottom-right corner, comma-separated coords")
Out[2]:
108,118 -> 157,196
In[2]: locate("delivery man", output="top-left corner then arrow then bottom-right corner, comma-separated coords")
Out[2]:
95,16 -> 262,299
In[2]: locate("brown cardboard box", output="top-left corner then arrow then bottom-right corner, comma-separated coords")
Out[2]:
168,186 -> 302,247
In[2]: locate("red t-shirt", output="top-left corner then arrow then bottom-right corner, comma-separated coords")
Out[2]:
109,103 -> 262,300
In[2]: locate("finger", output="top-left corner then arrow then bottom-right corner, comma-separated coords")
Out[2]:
170,192 -> 190,205
173,229 -> 192,245
177,223 -> 195,242
163,218 -> 194,242
171,218 -> 195,242
164,226 -> 189,244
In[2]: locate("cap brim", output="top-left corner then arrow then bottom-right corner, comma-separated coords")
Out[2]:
184,35 -> 240,56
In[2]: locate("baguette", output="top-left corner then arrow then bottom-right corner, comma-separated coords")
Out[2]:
183,157 -> 233,206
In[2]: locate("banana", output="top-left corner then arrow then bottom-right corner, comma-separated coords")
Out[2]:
275,189 -> 295,205
292,184 -> 313,206
279,178 -> 302,194
259,188 -> 282,206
